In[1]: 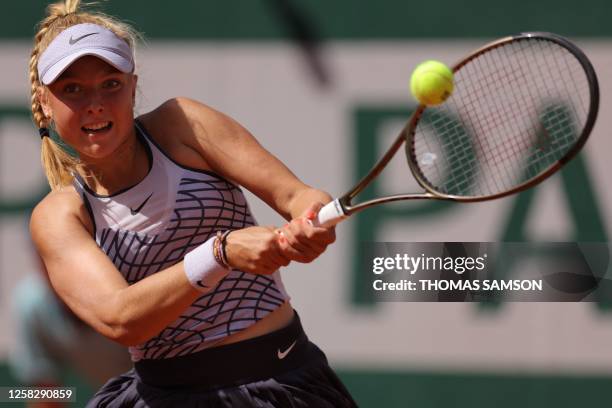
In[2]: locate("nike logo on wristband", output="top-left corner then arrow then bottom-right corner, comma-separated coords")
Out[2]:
196,280 -> 211,289
277,340 -> 297,360
69,32 -> 98,45
130,193 -> 153,215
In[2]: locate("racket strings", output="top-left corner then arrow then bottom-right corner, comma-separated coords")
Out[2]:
412,38 -> 591,197
436,42 -> 581,193
469,41 -> 565,190
497,41 -> 585,182
520,40 -> 587,176
487,42 -> 557,183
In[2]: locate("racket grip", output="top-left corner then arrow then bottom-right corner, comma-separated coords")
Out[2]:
313,199 -> 347,228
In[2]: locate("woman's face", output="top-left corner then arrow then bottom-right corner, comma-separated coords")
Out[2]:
40,55 -> 138,161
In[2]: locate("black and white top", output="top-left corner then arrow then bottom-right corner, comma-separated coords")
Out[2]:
73,121 -> 290,361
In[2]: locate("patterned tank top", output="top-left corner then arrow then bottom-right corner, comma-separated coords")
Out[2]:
73,121 -> 290,361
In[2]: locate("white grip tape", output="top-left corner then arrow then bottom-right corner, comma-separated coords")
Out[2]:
183,237 -> 230,292
313,199 -> 347,227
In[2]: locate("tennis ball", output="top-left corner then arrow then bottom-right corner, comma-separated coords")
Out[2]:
410,60 -> 454,106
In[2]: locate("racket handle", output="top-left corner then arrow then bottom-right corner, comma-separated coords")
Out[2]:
313,199 -> 347,228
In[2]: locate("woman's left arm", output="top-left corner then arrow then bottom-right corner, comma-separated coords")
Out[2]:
154,97 -> 335,263
168,97 -> 329,220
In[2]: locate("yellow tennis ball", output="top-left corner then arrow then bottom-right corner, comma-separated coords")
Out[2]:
410,60 -> 454,106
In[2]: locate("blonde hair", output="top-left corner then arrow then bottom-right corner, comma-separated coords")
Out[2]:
29,0 -> 140,190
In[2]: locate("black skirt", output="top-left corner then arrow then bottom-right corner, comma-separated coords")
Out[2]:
86,312 -> 358,407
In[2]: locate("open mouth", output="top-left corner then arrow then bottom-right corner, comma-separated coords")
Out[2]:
82,121 -> 113,133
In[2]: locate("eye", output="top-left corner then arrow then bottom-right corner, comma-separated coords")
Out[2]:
103,79 -> 121,89
63,83 -> 81,93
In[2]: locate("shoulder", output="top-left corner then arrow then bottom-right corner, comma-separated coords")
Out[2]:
138,97 -> 206,132
139,97 -> 237,142
137,97 -> 247,173
30,186 -> 94,246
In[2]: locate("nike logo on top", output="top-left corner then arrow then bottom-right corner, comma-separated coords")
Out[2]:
130,193 -> 153,215
277,340 -> 297,360
69,32 -> 98,45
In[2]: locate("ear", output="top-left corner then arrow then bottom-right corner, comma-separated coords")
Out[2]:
37,86 -> 52,119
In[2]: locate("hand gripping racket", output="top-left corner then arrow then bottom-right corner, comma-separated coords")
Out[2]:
315,32 -> 599,227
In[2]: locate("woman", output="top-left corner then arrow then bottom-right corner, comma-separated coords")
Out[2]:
29,1 -> 357,406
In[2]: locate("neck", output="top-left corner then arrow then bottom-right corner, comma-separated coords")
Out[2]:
78,129 -> 148,195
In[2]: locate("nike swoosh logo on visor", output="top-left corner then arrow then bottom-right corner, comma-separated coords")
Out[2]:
130,193 -> 153,215
277,340 -> 297,360
69,32 -> 98,45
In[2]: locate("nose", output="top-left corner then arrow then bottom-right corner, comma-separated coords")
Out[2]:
86,90 -> 105,114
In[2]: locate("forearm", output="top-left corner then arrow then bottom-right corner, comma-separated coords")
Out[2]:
109,262 -> 201,346
285,187 -> 333,220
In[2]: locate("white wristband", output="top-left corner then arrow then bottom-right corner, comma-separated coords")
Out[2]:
183,237 -> 230,292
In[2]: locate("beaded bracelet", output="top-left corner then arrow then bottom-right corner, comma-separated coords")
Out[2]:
213,236 -> 225,267
219,230 -> 233,268
213,231 -> 231,269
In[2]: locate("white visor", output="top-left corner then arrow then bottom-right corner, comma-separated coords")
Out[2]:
37,23 -> 134,85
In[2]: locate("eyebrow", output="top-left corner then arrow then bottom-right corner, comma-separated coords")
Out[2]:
57,65 -> 122,81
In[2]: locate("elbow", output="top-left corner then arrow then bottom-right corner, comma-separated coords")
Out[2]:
95,316 -> 137,347
111,330 -> 143,347
96,298 -> 147,347
101,315 -> 151,348
101,322 -> 148,348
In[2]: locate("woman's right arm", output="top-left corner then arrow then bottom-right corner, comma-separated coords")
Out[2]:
30,192 -> 287,346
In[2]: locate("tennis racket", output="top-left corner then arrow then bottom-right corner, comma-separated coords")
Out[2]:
315,32 -> 599,227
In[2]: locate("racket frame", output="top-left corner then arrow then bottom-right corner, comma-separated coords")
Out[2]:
336,32 -> 599,219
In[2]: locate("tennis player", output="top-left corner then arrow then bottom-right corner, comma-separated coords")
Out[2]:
29,1 -> 357,406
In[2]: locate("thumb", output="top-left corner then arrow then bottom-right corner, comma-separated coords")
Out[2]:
302,202 -> 324,221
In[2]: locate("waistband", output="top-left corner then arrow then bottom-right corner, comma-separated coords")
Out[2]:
134,311 -> 321,389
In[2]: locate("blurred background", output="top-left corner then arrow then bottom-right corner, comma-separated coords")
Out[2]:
1,0 -> 612,406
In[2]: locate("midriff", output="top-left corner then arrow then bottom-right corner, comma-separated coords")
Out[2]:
213,301 -> 295,347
